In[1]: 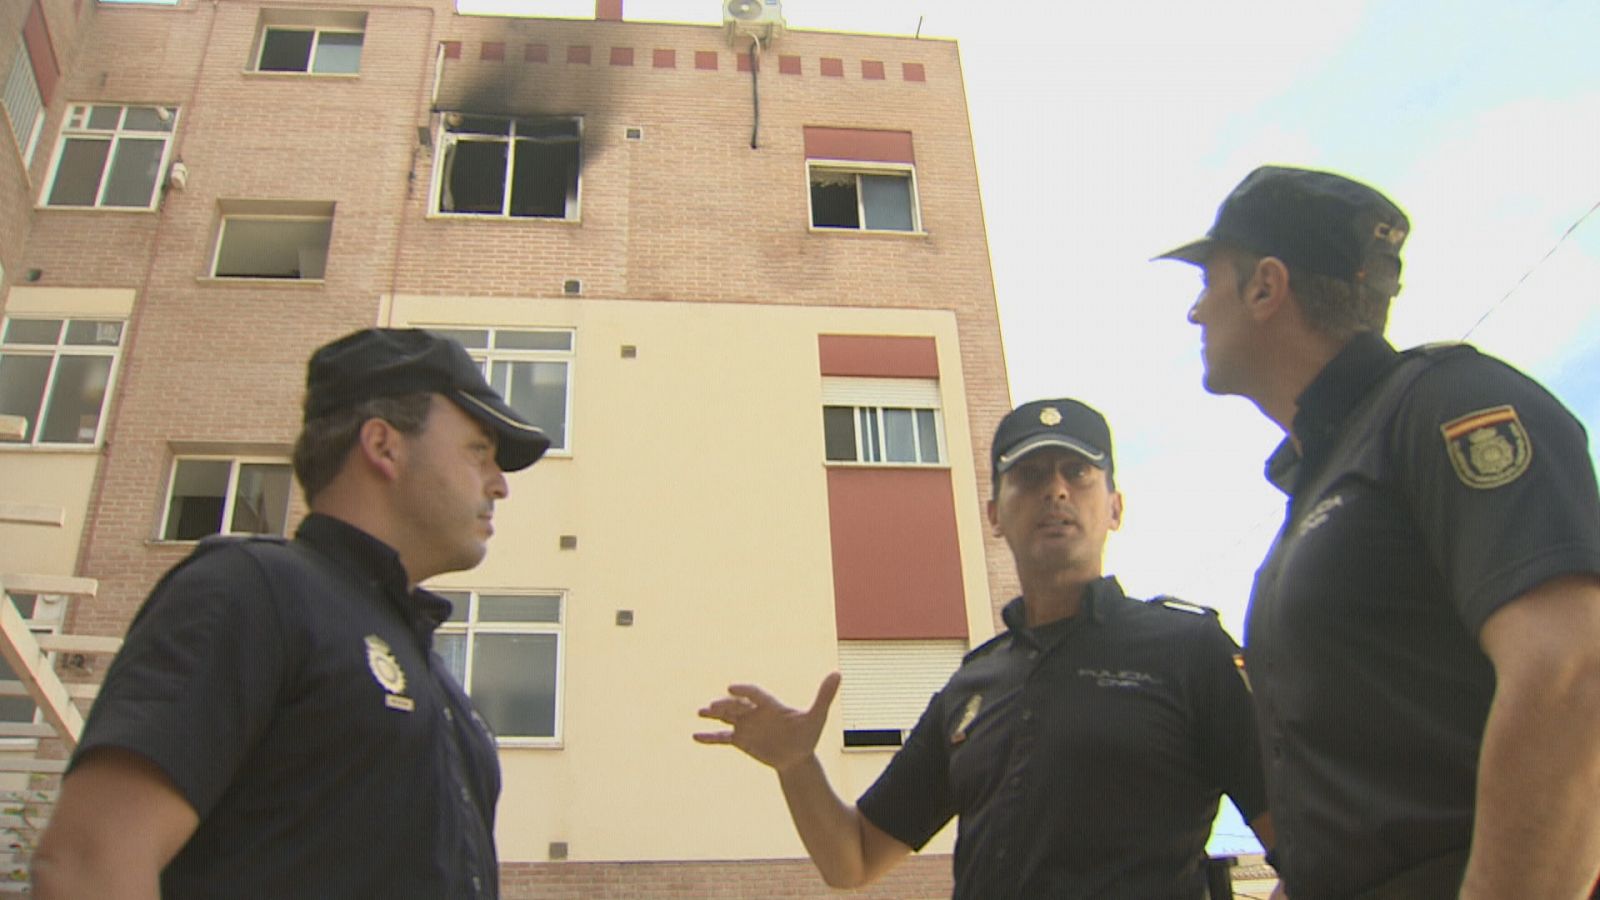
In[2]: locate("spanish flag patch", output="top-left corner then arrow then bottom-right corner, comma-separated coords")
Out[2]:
1440,405 -> 1532,489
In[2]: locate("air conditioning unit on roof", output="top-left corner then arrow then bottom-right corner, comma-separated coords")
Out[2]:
724,0 -> 785,45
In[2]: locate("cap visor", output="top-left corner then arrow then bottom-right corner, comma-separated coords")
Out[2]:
1151,237 -> 1216,266
452,391 -> 552,472
995,436 -> 1108,474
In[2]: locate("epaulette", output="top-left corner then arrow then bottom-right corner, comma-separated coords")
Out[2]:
1401,341 -> 1477,360
1150,594 -> 1217,617
961,629 -> 1011,664
192,532 -> 291,558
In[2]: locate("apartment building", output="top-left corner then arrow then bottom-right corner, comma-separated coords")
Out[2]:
0,0 -> 1013,894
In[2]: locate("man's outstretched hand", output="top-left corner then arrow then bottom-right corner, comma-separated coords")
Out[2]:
694,673 -> 842,773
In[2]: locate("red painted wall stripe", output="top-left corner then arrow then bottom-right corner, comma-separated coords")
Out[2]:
818,334 -> 937,378
827,468 -> 968,640
23,0 -> 59,104
802,127 -> 913,164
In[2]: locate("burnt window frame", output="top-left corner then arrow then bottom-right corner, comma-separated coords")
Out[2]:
431,114 -> 583,222
806,160 -> 921,233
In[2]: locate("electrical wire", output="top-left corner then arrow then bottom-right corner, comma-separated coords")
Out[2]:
1462,197 -> 1600,340
748,37 -> 761,149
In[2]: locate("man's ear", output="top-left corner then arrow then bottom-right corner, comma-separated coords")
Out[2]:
355,418 -> 404,482
986,497 -> 1000,536
1108,490 -> 1124,532
1246,257 -> 1292,321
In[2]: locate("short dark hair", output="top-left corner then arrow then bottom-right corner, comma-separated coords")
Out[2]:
292,392 -> 433,504
1230,250 -> 1397,341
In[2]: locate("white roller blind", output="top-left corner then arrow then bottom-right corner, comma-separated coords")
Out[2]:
838,639 -> 967,731
821,376 -> 941,409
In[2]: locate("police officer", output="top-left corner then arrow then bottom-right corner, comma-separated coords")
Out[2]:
33,329 -> 550,899
1157,166 -> 1600,899
696,399 -> 1272,899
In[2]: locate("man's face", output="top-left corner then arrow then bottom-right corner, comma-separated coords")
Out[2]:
393,396 -> 509,580
1187,249 -> 1255,396
987,446 -> 1122,578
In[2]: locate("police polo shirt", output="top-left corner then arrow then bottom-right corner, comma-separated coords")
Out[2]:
857,576 -> 1267,900
73,513 -> 502,899
1244,334 -> 1600,898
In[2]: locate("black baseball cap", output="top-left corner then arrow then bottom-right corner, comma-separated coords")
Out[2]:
992,399 -> 1113,483
304,328 -> 550,472
1154,165 -> 1410,290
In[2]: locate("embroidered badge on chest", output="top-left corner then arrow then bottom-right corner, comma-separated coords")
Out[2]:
950,694 -> 982,745
1440,405 -> 1532,489
365,634 -> 416,712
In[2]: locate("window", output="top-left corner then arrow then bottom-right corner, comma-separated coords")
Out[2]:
433,590 -> 564,742
211,200 -> 334,279
838,639 -> 965,748
0,592 -> 66,729
42,104 -> 176,209
0,317 -> 122,446
3,42 -> 44,164
821,377 -> 944,465
159,457 -> 292,541
434,115 -> 580,220
251,10 -> 365,75
427,327 -> 573,451
808,164 -> 918,232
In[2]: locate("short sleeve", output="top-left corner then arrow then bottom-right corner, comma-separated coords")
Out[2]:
1192,618 -> 1268,823
72,546 -> 288,818
1392,354 -> 1600,633
855,691 -> 956,851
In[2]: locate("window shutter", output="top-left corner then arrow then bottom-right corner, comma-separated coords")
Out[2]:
821,376 -> 940,408
837,639 -> 966,732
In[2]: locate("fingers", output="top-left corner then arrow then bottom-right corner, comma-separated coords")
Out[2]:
692,731 -> 734,745
698,697 -> 756,723
726,683 -> 780,707
809,672 -> 842,717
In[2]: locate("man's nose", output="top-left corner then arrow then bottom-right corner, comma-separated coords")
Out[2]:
488,468 -> 509,499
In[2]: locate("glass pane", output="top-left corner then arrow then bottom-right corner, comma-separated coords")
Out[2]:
509,138 -> 577,218
435,632 -> 468,686
37,355 -> 112,443
428,329 -> 489,349
86,106 -> 121,130
47,138 -> 111,206
883,408 -> 917,463
861,174 -> 915,231
858,407 -> 881,462
432,590 -> 472,623
312,31 -> 363,74
121,106 -> 174,132
822,406 -> 858,461
3,319 -> 62,345
7,594 -> 38,618
809,178 -> 859,228
493,331 -> 572,352
477,594 -> 561,624
164,459 -> 230,540
101,137 -> 165,207
471,633 -> 558,738
0,652 -> 38,723
493,360 -> 568,449
917,409 -> 940,463
214,218 -> 332,279
229,463 -> 291,535
63,321 -> 123,347
439,140 -> 509,214
0,355 -> 50,442
259,28 -> 314,72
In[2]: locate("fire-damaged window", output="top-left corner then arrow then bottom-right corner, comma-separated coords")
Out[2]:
434,115 -> 581,220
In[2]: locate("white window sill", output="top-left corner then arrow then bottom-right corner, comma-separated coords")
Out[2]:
242,70 -> 361,80
36,203 -> 159,214
807,226 -> 928,238
495,738 -> 563,750
199,276 -> 327,285
426,212 -> 582,225
840,745 -> 900,754
0,442 -> 102,453
822,460 -> 950,470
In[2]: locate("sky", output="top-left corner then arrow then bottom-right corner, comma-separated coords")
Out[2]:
460,0 -> 1600,853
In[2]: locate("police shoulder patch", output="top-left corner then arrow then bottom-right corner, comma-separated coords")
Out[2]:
1155,596 -> 1212,616
1440,404 -> 1532,489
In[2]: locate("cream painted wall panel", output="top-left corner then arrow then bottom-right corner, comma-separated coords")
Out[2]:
0,454 -> 98,575
4,287 -> 136,317
393,295 -> 987,864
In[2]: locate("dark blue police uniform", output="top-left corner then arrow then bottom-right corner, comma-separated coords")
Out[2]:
73,513 -> 502,899
857,576 -> 1267,900
1245,333 -> 1600,898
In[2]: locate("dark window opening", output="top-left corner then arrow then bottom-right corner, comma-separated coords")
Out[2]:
259,29 -> 315,72
823,405 -> 858,460
810,177 -> 859,229
843,728 -> 904,748
438,116 -> 580,219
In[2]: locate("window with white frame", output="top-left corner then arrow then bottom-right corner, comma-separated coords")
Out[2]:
432,590 -> 563,742
160,457 -> 292,541
427,327 -> 573,451
838,639 -> 966,748
808,163 -> 919,232
0,317 -> 123,446
211,200 -> 334,279
43,104 -> 177,210
0,592 -> 67,728
2,42 -> 45,164
434,115 -> 581,220
251,10 -> 365,75
822,376 -> 944,465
